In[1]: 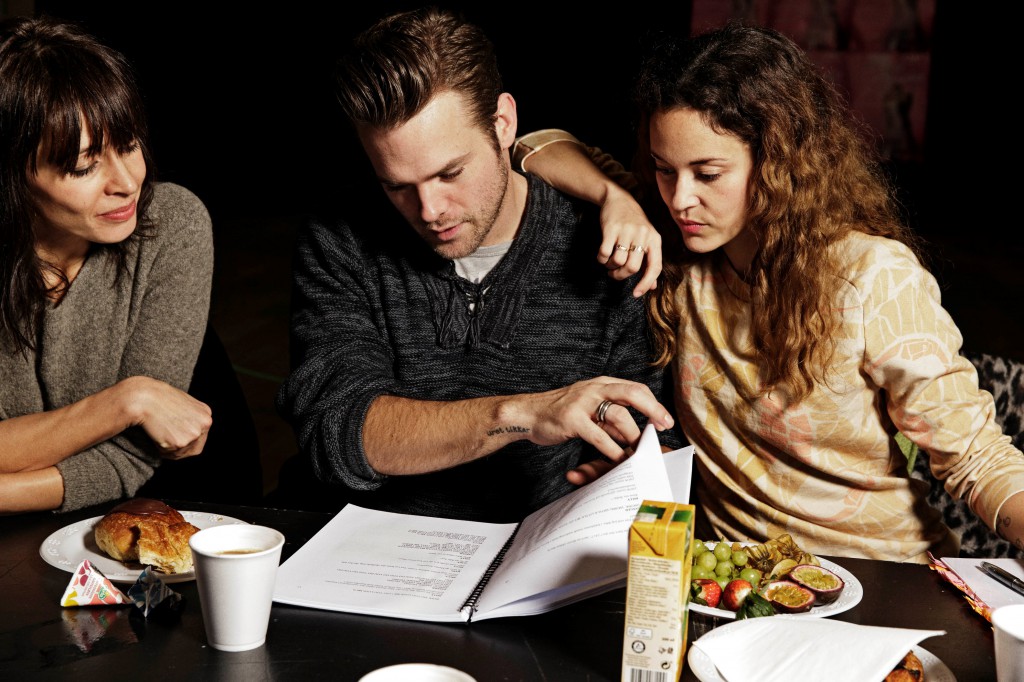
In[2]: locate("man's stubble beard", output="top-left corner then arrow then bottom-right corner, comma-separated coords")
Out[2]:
430,155 -> 510,261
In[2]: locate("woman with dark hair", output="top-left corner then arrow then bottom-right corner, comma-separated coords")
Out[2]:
513,23 -> 1024,562
0,16 -> 214,513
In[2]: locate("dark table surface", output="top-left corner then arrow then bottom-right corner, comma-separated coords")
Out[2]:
0,500 -> 995,681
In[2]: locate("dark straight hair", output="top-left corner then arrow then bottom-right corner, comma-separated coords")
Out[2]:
0,15 -> 155,353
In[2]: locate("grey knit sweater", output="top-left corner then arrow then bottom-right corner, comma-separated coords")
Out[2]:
0,182 -> 213,512
277,175 -> 678,523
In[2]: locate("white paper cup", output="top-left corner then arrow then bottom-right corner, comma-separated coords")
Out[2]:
189,524 -> 285,652
357,664 -> 476,681
993,603 -> 1024,682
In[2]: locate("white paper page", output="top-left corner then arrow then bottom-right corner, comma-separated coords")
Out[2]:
474,424 -> 680,619
942,557 -> 1024,610
273,505 -> 516,622
664,444 -> 693,503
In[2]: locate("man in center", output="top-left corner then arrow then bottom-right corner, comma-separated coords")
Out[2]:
276,7 -> 678,522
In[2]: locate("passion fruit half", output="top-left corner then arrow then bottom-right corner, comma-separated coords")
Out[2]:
787,564 -> 845,605
762,580 -> 816,614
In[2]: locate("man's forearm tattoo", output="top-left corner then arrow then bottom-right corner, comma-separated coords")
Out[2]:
487,425 -> 529,436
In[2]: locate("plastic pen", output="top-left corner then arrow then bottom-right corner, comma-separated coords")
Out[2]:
980,561 -> 1024,598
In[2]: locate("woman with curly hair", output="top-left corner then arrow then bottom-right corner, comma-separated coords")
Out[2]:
514,23 -> 1024,562
0,16 -> 214,513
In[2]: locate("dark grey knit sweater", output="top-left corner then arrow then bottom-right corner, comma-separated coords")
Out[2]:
277,175 -> 677,523
0,183 -> 213,512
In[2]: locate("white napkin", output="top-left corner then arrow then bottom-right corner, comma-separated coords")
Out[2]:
692,616 -> 945,682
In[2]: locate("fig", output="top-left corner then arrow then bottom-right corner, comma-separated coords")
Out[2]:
787,564 -> 845,605
762,580 -> 816,614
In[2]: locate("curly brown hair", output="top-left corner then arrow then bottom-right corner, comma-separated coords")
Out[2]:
635,23 -> 919,402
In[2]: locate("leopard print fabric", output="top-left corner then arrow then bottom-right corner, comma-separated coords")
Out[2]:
911,350 -> 1024,558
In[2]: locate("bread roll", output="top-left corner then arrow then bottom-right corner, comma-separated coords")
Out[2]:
94,498 -> 200,574
884,650 -> 924,681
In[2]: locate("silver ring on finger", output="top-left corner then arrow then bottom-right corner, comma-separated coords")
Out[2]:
629,244 -> 645,253
614,244 -> 629,252
595,399 -> 614,423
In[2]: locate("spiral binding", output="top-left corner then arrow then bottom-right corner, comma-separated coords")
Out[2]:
459,524 -> 522,622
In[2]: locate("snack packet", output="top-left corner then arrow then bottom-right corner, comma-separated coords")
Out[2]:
60,560 -> 130,607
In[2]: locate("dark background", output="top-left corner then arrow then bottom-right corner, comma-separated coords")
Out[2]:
23,3 -> 993,225
28,3 -> 700,219
19,2 -> 1022,490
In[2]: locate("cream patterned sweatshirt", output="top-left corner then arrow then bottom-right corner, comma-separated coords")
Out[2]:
681,234 -> 1024,562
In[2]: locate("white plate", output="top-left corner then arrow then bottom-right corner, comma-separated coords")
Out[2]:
39,511 -> 248,583
689,550 -> 863,620
358,664 -> 477,681
688,637 -> 955,682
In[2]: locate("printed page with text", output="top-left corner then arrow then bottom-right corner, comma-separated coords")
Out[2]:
272,425 -> 692,622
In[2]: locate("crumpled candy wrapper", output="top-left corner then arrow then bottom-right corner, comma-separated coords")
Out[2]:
61,560 -> 130,606
127,566 -> 183,616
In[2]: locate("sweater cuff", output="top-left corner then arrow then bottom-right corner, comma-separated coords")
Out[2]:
512,129 -> 583,174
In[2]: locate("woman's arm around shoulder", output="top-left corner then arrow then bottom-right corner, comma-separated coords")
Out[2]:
513,129 -> 661,297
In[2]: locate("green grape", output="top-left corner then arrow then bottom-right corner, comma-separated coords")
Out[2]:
715,577 -> 730,590
691,565 -> 714,581
739,567 -> 763,586
731,550 -> 748,567
712,541 -> 732,562
714,559 -> 734,577
692,541 -> 708,558
697,552 -> 718,571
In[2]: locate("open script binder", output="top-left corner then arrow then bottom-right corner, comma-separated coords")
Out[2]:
272,424 -> 693,622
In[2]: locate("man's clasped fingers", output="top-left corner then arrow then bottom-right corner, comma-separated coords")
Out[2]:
527,377 -> 673,457
557,377 -> 673,462
593,400 -> 641,451
587,379 -> 674,431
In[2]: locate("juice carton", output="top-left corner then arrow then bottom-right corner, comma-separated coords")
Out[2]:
620,500 -> 696,682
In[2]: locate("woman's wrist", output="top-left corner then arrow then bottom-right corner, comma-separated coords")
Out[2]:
108,376 -> 154,429
513,129 -> 583,174
0,468 -> 64,512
